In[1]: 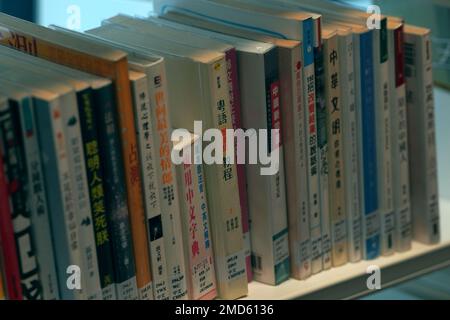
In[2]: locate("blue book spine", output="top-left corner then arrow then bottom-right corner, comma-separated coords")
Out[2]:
360,31 -> 380,260
34,98 -> 80,300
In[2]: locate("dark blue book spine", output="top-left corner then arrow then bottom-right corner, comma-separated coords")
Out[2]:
77,88 -> 116,299
360,31 -> 380,260
92,84 -> 138,299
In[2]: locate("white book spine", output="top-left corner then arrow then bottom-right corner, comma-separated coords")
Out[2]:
279,45 -> 311,280
150,63 -> 188,300
374,24 -> 396,256
204,59 -> 247,299
305,55 -> 320,278
61,92 -> 102,300
19,98 -> 59,300
389,26 -> 412,252
175,138 -> 217,300
324,34 -> 348,267
405,29 -> 440,244
47,99 -> 84,300
130,73 -> 158,301
340,33 -> 362,263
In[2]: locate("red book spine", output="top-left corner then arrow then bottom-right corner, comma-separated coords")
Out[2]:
0,153 -> 22,300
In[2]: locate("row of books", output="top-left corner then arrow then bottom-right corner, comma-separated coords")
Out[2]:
0,0 -> 440,300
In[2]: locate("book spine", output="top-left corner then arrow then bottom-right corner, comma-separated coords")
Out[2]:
139,66 -> 170,301
18,97 -> 59,300
390,26 -> 412,252
279,45 -> 310,280
303,18 -> 317,278
35,97 -> 85,300
92,85 -> 138,300
225,48 -> 252,282
150,63 -> 188,300
206,59 -> 247,299
176,156 -> 217,300
61,92 -> 102,300
340,33 -> 362,263
0,126 -> 22,300
405,30 -> 440,244
77,89 -> 116,300
0,101 -> 43,300
325,35 -> 348,267
266,82 -> 290,285
359,31 -> 380,260
375,20 -> 395,256
131,73 -> 161,301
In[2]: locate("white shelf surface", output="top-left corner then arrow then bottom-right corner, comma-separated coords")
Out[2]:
244,88 -> 450,300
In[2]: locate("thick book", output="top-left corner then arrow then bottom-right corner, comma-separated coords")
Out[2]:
103,14 -> 253,283
174,133 -> 217,300
0,98 -> 22,301
88,23 -> 246,299
160,11 -> 312,282
404,25 -> 440,245
323,28 -> 348,267
0,94 -> 44,300
388,21 -> 412,253
155,0 -> 316,281
0,78 -> 59,300
0,13 -> 153,298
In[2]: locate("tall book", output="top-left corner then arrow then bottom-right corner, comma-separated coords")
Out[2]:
0,13 -> 153,298
0,98 -> 22,300
155,0 -> 316,280
388,21 -> 412,252
102,14 -> 253,282
404,25 -> 440,245
323,28 -> 348,267
0,78 -> 59,300
160,10 -> 312,282
81,27 -> 191,300
0,92 -> 44,300
173,133 -> 217,300
329,23 -> 363,263
89,23 -> 247,299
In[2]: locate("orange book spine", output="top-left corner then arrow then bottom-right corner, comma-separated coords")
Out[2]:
0,28 -> 153,299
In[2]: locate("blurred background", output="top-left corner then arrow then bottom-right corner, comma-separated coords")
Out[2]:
1,0 -> 449,300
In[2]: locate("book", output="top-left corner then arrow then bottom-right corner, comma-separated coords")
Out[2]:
103,14 -> 253,283
0,90 -> 44,300
323,28 -> 348,267
155,0 -> 317,281
88,22 -> 247,299
0,77 -> 59,300
388,21 -> 412,253
0,248 -> 4,300
174,133 -> 217,300
328,23 -> 363,263
0,13 -> 153,298
160,10 -> 312,282
404,25 -> 440,245
0,98 -> 22,300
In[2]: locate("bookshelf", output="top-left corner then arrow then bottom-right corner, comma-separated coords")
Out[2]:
243,87 -> 450,300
